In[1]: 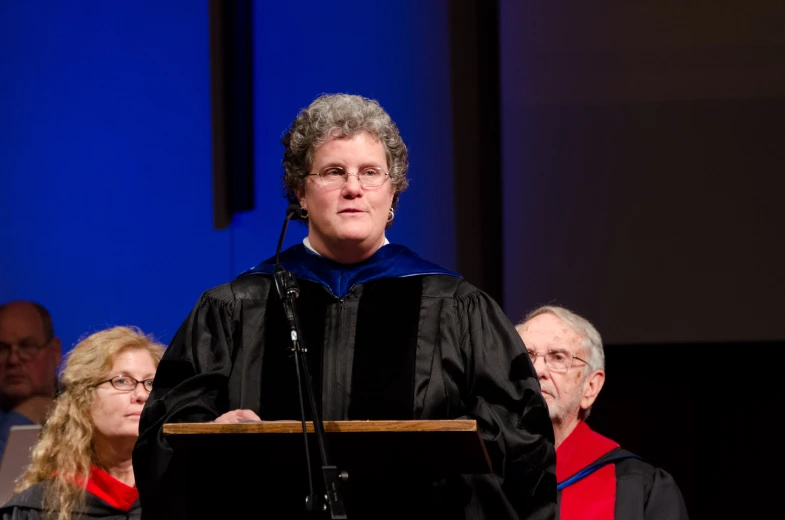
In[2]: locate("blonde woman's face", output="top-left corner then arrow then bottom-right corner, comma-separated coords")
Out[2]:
91,349 -> 156,442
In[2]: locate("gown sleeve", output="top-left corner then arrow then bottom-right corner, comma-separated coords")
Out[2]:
644,468 -> 690,520
0,507 -> 43,520
132,287 -> 237,520
0,484 -> 49,520
453,285 -> 557,519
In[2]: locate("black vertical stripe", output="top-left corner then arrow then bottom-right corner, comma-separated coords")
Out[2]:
208,0 -> 255,230
259,281 -> 328,420
349,277 -> 423,419
448,0 -> 503,302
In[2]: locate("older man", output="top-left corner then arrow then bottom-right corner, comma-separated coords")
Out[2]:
0,301 -> 61,460
516,305 -> 688,520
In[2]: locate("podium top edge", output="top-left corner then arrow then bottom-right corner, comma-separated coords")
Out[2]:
163,419 -> 478,435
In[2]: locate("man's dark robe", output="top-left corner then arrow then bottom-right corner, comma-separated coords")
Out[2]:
133,244 -> 556,519
556,421 -> 689,519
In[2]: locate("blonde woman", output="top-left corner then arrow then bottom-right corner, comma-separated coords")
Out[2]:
0,326 -> 165,520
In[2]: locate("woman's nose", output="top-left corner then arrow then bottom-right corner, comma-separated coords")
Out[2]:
342,173 -> 364,194
132,385 -> 149,402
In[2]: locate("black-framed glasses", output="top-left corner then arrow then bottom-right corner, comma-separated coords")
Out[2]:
307,166 -> 390,188
0,338 -> 51,362
95,375 -> 154,393
527,349 -> 589,373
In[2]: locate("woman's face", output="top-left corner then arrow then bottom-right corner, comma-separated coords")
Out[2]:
297,131 -> 395,262
91,348 -> 156,443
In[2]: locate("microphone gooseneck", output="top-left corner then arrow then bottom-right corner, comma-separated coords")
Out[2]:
275,204 -> 302,269
272,204 -> 348,519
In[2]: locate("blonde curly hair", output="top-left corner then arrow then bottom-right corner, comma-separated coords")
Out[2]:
14,326 -> 165,520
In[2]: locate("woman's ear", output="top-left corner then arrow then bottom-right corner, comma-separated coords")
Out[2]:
295,186 -> 306,210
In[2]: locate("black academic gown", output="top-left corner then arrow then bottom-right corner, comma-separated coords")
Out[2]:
0,483 -> 141,520
602,449 -> 689,520
133,244 -> 556,520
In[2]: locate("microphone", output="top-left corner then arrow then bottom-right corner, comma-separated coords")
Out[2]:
275,203 -> 303,270
272,204 -> 348,519
274,204 -> 302,322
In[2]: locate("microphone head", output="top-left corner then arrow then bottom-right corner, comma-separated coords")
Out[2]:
286,204 -> 304,220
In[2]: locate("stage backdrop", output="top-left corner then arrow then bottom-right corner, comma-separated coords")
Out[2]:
0,1 -> 455,351
499,1 -> 785,344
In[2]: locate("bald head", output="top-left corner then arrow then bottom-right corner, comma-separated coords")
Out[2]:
0,301 -> 54,339
0,301 -> 62,410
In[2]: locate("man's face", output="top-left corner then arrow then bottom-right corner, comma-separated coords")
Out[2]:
517,313 -> 596,425
0,303 -> 61,409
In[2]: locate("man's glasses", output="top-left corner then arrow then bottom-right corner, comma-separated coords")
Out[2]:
527,349 -> 589,373
307,166 -> 390,188
0,338 -> 51,362
95,375 -> 154,393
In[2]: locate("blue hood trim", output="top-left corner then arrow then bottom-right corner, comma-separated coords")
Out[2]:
239,244 -> 460,298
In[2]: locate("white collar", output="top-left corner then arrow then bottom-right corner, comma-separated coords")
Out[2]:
303,236 -> 389,257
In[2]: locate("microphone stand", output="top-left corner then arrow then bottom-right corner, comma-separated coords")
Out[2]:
273,205 -> 348,519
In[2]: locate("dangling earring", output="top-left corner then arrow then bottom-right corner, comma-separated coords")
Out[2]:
300,207 -> 308,219
387,208 -> 394,223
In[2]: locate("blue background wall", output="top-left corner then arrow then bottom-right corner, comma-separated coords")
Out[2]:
1,1 -> 455,352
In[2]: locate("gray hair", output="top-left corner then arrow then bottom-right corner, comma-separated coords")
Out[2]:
519,305 -> 605,420
281,93 -> 409,221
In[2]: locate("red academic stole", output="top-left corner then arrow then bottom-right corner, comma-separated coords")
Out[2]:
557,421 -> 619,520
81,466 -> 139,511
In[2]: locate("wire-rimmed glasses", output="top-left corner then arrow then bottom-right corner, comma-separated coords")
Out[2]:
0,338 -> 51,363
307,166 -> 390,188
527,349 -> 589,373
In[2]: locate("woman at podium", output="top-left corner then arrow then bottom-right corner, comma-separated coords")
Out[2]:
133,93 -> 556,520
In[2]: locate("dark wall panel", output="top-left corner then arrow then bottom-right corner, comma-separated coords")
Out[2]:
502,100 -> 785,343
500,1 -> 785,343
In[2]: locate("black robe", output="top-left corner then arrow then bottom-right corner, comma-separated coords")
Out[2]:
133,244 -> 556,520
0,483 -> 141,520
594,449 -> 689,520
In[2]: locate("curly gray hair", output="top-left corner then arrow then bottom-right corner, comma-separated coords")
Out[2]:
281,93 -> 409,223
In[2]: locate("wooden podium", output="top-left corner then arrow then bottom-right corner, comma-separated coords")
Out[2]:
162,419 -> 491,518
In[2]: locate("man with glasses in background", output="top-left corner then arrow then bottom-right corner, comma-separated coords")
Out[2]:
516,305 -> 689,519
0,301 -> 61,461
